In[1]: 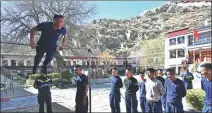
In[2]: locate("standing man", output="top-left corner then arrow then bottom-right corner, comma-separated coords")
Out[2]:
124,68 -> 139,113
34,73 -> 53,113
30,14 -> 67,74
139,73 -> 146,113
156,69 -> 166,112
109,68 -> 123,113
200,63 -> 212,113
145,68 -> 165,113
75,65 -> 88,113
165,68 -> 186,113
181,64 -> 194,90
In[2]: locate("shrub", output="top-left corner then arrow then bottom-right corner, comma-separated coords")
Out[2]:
49,73 -> 61,79
29,74 -> 41,80
186,89 -> 206,111
61,70 -> 74,81
52,78 -> 59,86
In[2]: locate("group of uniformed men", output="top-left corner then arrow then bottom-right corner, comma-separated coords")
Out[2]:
33,63 -> 211,113
30,14 -> 211,113
109,67 -> 185,113
109,64 -> 211,113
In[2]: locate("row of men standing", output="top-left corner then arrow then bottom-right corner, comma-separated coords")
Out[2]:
33,63 -> 211,113
109,67 -> 187,113
110,63 -> 211,113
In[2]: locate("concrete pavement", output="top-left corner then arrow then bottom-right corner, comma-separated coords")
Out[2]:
1,74 -> 201,112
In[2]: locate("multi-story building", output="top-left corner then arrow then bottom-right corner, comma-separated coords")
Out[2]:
164,26 -> 211,74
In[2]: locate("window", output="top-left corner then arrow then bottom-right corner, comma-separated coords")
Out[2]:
2,60 -> 8,66
87,61 -> 90,66
177,36 -> 185,44
170,50 -> 176,58
188,35 -> 193,46
18,60 -> 24,66
27,61 -> 32,66
169,38 -> 176,45
91,61 -> 95,65
177,49 -> 185,58
73,61 -> 76,66
82,61 -> 86,66
11,60 -> 16,66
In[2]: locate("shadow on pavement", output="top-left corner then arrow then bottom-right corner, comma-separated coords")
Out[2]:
4,102 -> 73,112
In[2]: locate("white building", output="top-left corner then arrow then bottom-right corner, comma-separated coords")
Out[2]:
164,26 -> 211,74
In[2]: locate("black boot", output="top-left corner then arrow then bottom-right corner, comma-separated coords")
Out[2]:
32,67 -> 37,74
41,66 -> 47,75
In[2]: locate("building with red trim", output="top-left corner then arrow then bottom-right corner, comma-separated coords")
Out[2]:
165,26 -> 211,74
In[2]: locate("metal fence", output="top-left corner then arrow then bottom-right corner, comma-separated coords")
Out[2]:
1,67 -> 26,94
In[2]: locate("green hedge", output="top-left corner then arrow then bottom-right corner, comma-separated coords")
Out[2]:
29,73 -> 61,80
186,89 -> 206,111
49,73 -> 61,78
61,70 -> 74,81
29,74 -> 41,80
29,71 -> 74,81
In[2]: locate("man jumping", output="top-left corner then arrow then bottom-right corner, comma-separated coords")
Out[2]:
30,14 -> 67,74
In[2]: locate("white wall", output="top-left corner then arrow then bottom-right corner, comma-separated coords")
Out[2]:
165,34 -> 189,68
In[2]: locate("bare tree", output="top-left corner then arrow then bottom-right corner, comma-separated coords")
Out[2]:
1,1 -> 96,72
98,50 -> 115,78
139,35 -> 165,69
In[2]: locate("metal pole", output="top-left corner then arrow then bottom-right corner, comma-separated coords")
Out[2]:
193,37 -> 196,73
87,50 -> 92,113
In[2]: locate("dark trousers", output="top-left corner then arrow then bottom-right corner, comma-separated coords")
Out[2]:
125,94 -> 138,113
202,104 -> 212,113
145,99 -> 162,113
161,95 -> 166,112
75,96 -> 88,113
184,81 -> 193,90
140,97 -> 146,112
37,93 -> 52,113
166,101 -> 184,113
33,46 -> 56,74
109,93 -> 121,113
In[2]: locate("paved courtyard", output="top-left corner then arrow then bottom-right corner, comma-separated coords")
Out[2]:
23,75 -> 201,112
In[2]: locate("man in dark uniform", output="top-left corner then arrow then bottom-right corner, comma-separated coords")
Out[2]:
75,65 -> 88,113
30,14 -> 67,74
156,69 -> 166,112
200,63 -> 212,113
139,73 -> 146,113
109,67 -> 123,113
124,68 -> 139,113
34,73 -> 53,113
181,68 -> 194,90
165,68 -> 186,113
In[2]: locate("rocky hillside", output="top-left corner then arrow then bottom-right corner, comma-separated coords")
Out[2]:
85,1 -> 211,52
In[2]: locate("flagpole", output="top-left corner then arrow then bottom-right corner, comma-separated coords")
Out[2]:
193,24 -> 198,74
193,35 -> 195,73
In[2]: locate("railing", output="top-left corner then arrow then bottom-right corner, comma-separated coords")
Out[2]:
0,67 -> 26,94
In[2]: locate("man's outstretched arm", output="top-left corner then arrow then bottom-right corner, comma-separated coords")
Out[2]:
61,33 -> 67,48
30,26 -> 38,49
